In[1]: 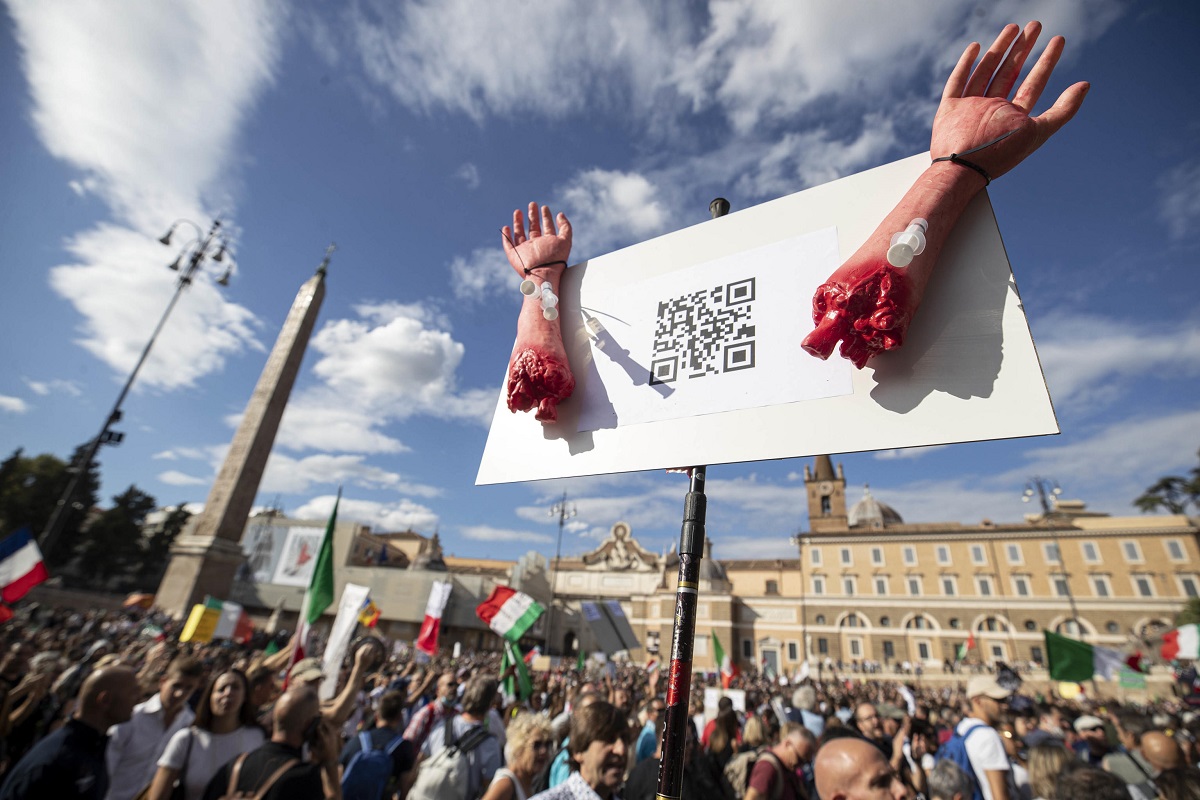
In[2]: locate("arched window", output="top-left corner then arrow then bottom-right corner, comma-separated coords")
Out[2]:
979,616 -> 1009,632
1055,619 -> 1082,636
905,615 -> 933,630
841,613 -> 865,628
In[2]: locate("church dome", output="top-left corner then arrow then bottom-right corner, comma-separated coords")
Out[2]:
848,485 -> 903,529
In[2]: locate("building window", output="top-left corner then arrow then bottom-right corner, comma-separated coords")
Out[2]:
765,580 -> 779,595
821,495 -> 831,515
1006,543 -> 1022,564
871,547 -> 884,566
812,576 -> 825,595
1106,621 -> 1120,634
1134,575 -> 1154,597
1123,541 -> 1143,562
1024,620 -> 1037,631
817,637 -> 829,655
1091,576 -> 1111,598
1044,543 -> 1060,563
742,639 -> 753,658
936,545 -> 950,565
977,577 -> 993,597
917,641 -> 931,660
874,577 -> 888,595
815,614 -> 826,625
840,547 -> 853,566
787,641 -> 799,660
843,613 -> 863,628
1030,646 -> 1043,664
880,616 -> 891,627
982,616 -> 1008,632
1057,619 -> 1082,636
1081,542 -> 1100,563
809,547 -> 822,566
970,545 -> 986,565
1053,576 -> 1070,597
1166,540 -> 1186,561
907,577 -> 921,596
843,577 -> 857,596
849,639 -> 862,657
903,546 -> 917,565
1013,576 -> 1030,597
883,640 -> 895,659
942,577 -> 957,596
906,615 -> 931,630
949,617 -> 961,629
1181,576 -> 1200,598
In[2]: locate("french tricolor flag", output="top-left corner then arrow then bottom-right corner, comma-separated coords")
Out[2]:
0,528 -> 49,604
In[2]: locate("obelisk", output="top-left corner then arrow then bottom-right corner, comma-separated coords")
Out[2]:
156,248 -> 332,618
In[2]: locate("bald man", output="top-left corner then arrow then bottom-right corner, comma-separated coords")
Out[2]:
0,666 -> 139,800
814,737 -> 909,800
202,685 -> 341,800
1139,731 -> 1183,774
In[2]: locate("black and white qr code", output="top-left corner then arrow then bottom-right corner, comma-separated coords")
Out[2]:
649,277 -> 756,385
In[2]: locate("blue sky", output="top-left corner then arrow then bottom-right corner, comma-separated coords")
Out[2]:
2,1 -> 1198,564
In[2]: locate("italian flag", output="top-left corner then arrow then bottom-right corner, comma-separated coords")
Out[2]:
416,580 -> 453,654
502,640 -> 534,701
956,633 -> 975,662
1044,629 -> 1128,681
286,490 -> 339,683
1162,624 -> 1200,661
476,586 -> 543,643
712,631 -> 737,688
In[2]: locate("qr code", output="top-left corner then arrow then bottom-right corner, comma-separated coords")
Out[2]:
649,277 -> 756,384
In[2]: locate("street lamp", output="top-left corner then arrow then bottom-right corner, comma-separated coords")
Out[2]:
790,532 -> 811,663
545,491 -> 577,655
1023,477 -> 1084,639
41,219 -> 235,559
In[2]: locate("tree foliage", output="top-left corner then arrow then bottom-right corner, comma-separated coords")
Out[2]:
1135,447 -> 1200,515
78,486 -> 157,588
0,446 -> 99,564
1177,597 -> 1200,627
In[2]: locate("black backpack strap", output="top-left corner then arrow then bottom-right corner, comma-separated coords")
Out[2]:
444,716 -> 456,751
456,725 -> 493,756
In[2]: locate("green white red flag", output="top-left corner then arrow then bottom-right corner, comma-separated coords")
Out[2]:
712,631 -> 737,688
286,490 -> 339,683
1162,624 -> 1200,660
476,585 -> 543,643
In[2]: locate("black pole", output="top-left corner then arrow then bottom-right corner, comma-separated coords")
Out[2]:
656,197 -> 728,800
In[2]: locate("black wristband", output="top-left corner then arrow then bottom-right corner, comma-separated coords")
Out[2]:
931,128 -> 1020,188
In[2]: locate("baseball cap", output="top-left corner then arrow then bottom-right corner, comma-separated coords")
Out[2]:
967,675 -> 1013,701
288,657 -> 325,684
1074,715 -> 1105,732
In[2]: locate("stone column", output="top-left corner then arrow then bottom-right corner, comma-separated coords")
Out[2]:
156,260 -> 328,617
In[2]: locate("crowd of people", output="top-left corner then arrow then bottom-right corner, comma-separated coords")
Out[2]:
0,602 -> 1198,800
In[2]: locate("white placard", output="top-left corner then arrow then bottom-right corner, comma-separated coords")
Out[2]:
320,583 -> 370,701
271,527 -> 325,587
477,153 -> 1058,484
578,228 -> 849,430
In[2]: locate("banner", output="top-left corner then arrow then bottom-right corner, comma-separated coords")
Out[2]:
320,582 -> 371,701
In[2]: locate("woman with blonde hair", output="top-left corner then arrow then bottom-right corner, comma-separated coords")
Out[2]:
485,712 -> 555,800
1027,742 -> 1071,800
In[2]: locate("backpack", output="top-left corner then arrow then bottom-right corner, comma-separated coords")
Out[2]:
408,720 -> 493,800
215,754 -> 299,800
723,747 -> 761,799
934,723 -> 988,800
341,731 -> 406,800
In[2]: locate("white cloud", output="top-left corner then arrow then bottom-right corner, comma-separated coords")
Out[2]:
1035,314 -> 1200,410
272,402 -> 410,455
22,377 -> 82,397
260,452 -> 442,497
461,525 -> 554,545
456,163 -> 480,190
560,169 -> 673,258
874,445 -> 949,461
8,0 -> 283,389
157,470 -> 208,486
449,246 -> 519,303
152,446 -> 214,461
1157,158 -> 1200,240
0,397 -> 29,414
710,536 -> 797,561
292,494 -> 439,534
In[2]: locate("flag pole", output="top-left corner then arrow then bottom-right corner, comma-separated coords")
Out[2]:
655,197 -> 728,800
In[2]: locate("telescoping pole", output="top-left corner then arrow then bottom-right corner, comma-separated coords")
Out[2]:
656,197 -> 728,800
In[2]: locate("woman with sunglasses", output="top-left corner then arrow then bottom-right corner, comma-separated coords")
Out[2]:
484,713 -> 555,800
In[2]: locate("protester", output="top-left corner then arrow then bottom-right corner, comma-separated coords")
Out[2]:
958,675 -> 1015,800
530,701 -> 628,800
0,666 -> 139,800
1053,762 -> 1130,800
744,722 -> 815,800
1023,705 -> 1067,748
813,735 -> 908,800
1026,743 -> 1070,800
146,668 -> 266,800
201,685 -> 341,800
483,712 -> 553,800
634,697 -> 664,764
105,655 -> 204,800
927,759 -> 974,800
545,689 -> 603,790
338,689 -> 416,800
404,671 -> 458,749
415,675 -> 501,800
1071,714 -> 1111,766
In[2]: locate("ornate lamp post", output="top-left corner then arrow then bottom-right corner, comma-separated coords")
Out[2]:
544,491 -> 576,654
1023,477 -> 1084,639
41,219 -> 235,559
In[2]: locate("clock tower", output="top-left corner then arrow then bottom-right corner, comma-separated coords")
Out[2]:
804,455 -> 848,532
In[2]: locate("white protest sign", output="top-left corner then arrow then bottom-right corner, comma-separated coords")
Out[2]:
320,583 -> 370,701
477,153 -> 1057,484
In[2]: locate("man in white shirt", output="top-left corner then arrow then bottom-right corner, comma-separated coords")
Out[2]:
104,656 -> 203,800
960,675 -> 1015,800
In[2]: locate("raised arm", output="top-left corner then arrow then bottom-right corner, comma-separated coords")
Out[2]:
801,21 -> 1089,368
500,202 -> 576,423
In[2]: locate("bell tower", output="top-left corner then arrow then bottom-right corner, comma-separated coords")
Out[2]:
804,455 -> 848,532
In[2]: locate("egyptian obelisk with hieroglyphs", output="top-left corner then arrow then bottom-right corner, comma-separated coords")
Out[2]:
156,250 -> 331,618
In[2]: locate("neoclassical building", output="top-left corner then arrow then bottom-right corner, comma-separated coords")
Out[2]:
227,457 -> 1197,680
